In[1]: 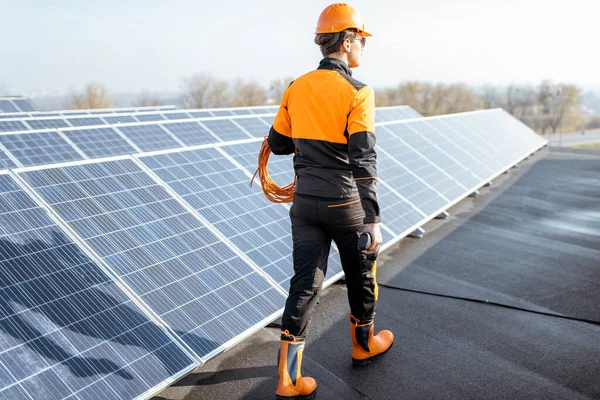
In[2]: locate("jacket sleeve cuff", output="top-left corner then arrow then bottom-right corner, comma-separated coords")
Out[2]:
363,215 -> 381,224
267,126 -> 294,155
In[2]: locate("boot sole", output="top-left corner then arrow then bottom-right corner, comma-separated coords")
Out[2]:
275,389 -> 316,400
352,339 -> 395,367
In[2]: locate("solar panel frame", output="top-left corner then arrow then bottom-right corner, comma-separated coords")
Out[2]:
15,156 -> 287,363
0,169 -> 198,400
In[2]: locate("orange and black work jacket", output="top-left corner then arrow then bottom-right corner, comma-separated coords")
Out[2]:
268,58 -> 380,224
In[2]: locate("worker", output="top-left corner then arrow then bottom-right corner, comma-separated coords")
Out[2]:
268,4 -> 394,399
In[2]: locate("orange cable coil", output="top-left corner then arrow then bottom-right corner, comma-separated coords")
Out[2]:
251,138 -> 296,203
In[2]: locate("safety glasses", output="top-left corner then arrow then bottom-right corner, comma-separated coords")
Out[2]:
356,37 -> 367,48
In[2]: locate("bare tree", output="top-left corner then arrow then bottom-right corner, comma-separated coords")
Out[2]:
71,83 -> 114,109
481,85 -> 502,109
398,81 -> 427,114
135,92 -> 164,107
181,73 -> 215,109
230,79 -> 267,107
374,90 -> 391,107
0,82 -> 9,96
269,77 -> 294,104
548,84 -> 582,134
206,79 -> 230,108
443,84 -> 482,114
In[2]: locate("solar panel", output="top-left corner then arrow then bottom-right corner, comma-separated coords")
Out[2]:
210,110 -> 234,117
232,118 -> 270,138
89,110 -> 114,115
231,109 -> 252,116
188,111 -> 213,119
18,158 -> 286,360
220,139 -> 295,189
136,147 -> 293,287
138,145 -> 342,289
0,149 -> 17,169
163,113 -> 191,120
376,147 -> 448,216
12,99 -> 37,112
375,181 -> 426,237
0,132 -> 85,167
379,125 -> 468,202
200,119 -> 252,142
104,115 -> 136,124
403,107 -> 423,119
135,114 -> 165,122
162,122 -> 217,146
0,121 -> 28,133
0,100 -> 18,113
260,115 -> 275,125
375,109 -> 395,123
117,125 -> 182,152
62,127 -> 138,158
426,118 -> 506,173
376,128 -> 465,204
0,172 -> 196,400
217,141 -> 344,285
26,119 -> 69,130
413,120 -> 496,180
66,117 -> 105,127
440,114 -> 508,166
386,122 -> 481,191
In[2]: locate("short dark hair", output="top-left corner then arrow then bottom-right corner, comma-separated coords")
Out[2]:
314,29 -> 357,57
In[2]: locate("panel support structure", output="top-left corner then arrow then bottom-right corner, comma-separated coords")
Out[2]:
435,211 -> 449,220
408,227 -> 425,239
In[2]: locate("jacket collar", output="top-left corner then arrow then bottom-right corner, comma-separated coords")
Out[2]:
317,58 -> 352,76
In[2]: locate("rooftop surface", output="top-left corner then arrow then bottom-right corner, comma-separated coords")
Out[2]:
153,147 -> 600,400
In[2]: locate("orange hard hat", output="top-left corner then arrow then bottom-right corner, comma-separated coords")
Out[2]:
315,3 -> 372,37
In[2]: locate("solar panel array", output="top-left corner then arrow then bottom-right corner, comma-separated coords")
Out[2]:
0,115 -> 276,168
0,97 -> 38,113
0,105 -> 416,131
0,106 -> 281,128
0,105 -> 547,399
0,171 -> 197,400
0,105 -> 175,118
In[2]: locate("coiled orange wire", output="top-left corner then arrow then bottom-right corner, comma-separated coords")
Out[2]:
250,138 -> 296,203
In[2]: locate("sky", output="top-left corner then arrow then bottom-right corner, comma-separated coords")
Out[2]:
0,0 -> 598,96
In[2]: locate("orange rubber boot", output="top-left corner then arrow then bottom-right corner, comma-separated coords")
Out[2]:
349,315 -> 394,366
276,339 -> 317,399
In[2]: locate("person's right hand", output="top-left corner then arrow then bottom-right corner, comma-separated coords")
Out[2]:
364,223 -> 382,254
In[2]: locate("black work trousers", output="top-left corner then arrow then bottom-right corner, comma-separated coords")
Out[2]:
280,194 -> 377,342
